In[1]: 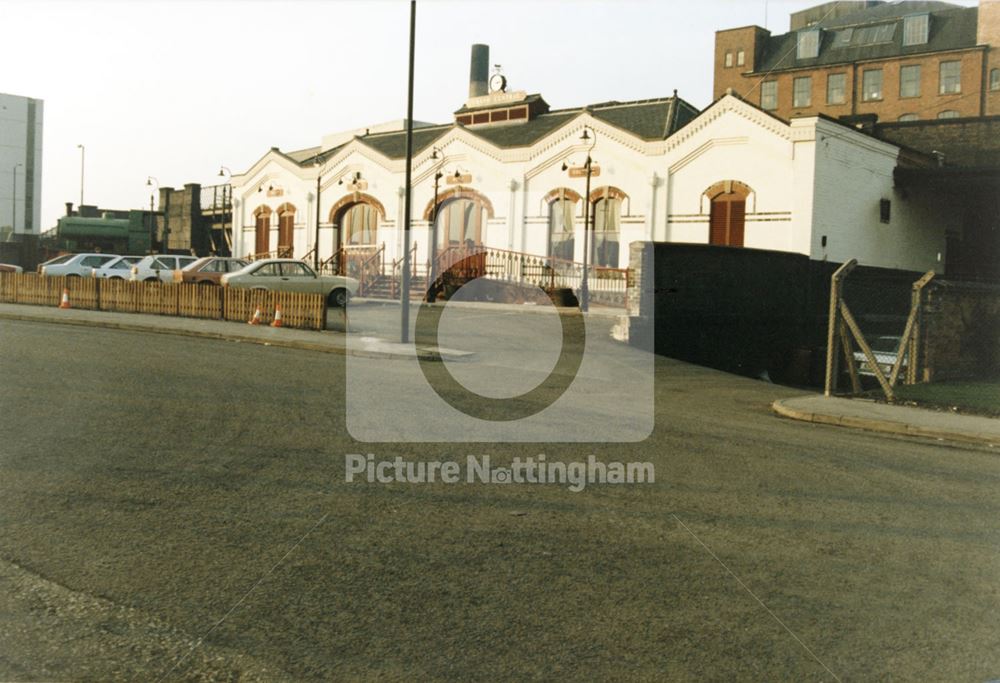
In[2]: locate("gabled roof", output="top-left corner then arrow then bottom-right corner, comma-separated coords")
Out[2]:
338,96 -> 699,159
754,4 -> 977,74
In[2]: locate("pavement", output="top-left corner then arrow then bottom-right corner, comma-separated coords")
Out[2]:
2,300 -> 994,446
0,302 -> 475,362
773,394 -> 1000,446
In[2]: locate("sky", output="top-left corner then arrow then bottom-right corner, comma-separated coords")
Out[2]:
0,0 -> 978,230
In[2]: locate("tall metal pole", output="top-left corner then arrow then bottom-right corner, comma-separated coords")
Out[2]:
11,164 -> 21,232
580,154 -> 592,313
314,171 -> 322,270
428,168 -> 441,302
400,0 -> 416,343
77,144 -> 85,207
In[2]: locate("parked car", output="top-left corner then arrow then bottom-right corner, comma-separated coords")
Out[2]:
853,334 -> 906,378
130,254 -> 199,282
0,263 -> 23,273
91,255 -> 143,279
38,253 -> 118,277
173,256 -> 250,285
221,258 -> 359,306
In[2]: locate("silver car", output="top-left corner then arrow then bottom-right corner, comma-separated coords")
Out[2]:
38,253 -> 118,277
92,255 -> 143,279
221,258 -> 359,307
853,334 -> 906,378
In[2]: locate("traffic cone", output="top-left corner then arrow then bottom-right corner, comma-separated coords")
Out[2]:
58,288 -> 71,309
248,305 -> 262,325
271,303 -> 283,328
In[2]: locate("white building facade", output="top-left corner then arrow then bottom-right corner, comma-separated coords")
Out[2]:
228,70 -> 947,284
0,92 -> 44,236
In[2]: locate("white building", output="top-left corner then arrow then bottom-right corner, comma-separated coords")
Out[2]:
228,46 -> 947,292
0,92 -> 44,236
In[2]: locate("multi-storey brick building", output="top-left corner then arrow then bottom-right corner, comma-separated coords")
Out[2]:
714,0 -> 1000,123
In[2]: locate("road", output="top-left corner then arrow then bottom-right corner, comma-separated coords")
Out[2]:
1,315 -> 999,681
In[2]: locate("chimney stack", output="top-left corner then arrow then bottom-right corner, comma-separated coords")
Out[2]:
65,202 -> 74,216
469,44 -> 489,98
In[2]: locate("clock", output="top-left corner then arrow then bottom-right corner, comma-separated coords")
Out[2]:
489,73 -> 507,93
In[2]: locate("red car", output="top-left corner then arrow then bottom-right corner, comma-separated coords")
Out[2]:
173,257 -> 249,285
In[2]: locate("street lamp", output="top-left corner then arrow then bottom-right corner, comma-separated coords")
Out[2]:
11,163 -> 23,233
427,147 -> 445,303
562,127 -> 597,312
146,176 -> 159,253
312,156 -> 328,271
218,166 -> 232,255
76,144 -> 85,208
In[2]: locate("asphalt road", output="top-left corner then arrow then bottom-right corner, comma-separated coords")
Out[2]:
1,316 -> 999,681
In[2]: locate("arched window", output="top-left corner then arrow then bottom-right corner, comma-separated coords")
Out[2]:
439,197 -> 487,248
706,182 -> 749,247
341,202 -> 379,246
591,197 -> 621,267
276,203 -> 296,256
937,110 -> 959,119
546,188 -> 580,261
253,206 -> 272,255
899,113 -> 919,122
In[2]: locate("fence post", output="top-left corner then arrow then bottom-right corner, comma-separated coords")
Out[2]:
825,259 -> 857,396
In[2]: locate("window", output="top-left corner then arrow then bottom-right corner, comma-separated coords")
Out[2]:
761,81 -> 778,110
827,73 -> 846,104
548,196 -> 576,261
439,198 -> 486,247
152,257 -> 175,270
252,263 -> 280,276
902,14 -> 929,46
853,23 -> 895,45
277,205 -> 296,253
724,52 -> 733,68
939,61 -> 961,94
591,197 -> 621,267
280,262 -> 312,277
736,50 -> 745,66
797,29 -> 820,59
341,202 -> 378,245
991,68 -> 1000,91
862,69 -> 883,101
793,76 -> 812,107
937,110 -> 959,119
832,28 -> 854,48
899,113 -> 919,121
900,64 -> 921,98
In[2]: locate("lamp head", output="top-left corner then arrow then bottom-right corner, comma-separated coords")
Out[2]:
454,170 -> 461,179
580,129 -> 591,142
561,162 -> 568,171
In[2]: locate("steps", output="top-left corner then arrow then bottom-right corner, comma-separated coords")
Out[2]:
364,275 -> 428,301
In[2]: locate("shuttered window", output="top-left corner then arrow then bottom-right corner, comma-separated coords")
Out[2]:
254,209 -> 271,255
709,193 -> 746,248
278,206 -> 296,253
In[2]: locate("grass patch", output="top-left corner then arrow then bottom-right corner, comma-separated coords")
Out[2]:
893,380 -> 1000,417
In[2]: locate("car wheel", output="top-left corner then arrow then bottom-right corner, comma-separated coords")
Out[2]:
67,274 -> 80,278
110,276 -> 123,280
144,277 -> 158,282
198,280 -> 216,286
329,288 -> 350,308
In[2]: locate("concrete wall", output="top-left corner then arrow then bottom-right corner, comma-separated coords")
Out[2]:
920,280 -> 1000,381
0,92 -> 43,235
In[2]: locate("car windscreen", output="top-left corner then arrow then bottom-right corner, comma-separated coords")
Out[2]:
44,254 -> 74,266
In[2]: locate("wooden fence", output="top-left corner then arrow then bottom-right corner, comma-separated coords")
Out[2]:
0,273 -> 326,331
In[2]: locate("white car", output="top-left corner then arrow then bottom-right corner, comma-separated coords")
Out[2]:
91,255 -> 143,279
221,258 -> 359,307
38,253 -> 119,277
130,254 -> 199,282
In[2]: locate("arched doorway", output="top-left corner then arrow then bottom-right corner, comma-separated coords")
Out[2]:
253,206 -> 272,256
329,194 -> 386,276
276,203 -> 296,257
705,181 -> 752,247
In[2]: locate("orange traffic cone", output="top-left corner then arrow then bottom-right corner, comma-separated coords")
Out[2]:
271,303 -> 283,328
248,305 -> 262,325
58,288 -> 71,309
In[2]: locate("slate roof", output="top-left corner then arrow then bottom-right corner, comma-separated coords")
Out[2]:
290,96 -> 697,162
754,4 -> 978,74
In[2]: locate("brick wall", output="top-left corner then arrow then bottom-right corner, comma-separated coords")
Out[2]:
919,280 -> 1000,381
875,116 -> 1000,166
713,26 -> 770,101
980,0 -> 1000,116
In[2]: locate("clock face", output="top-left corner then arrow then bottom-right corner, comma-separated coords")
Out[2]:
489,73 -> 507,93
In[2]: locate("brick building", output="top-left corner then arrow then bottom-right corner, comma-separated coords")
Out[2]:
714,0 -> 1000,124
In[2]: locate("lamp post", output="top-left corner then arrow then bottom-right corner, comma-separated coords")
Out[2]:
562,127 -> 596,312
11,163 -> 23,233
427,147 -> 444,303
146,176 -> 159,253
76,144 -> 85,208
401,0 -> 416,344
217,166 -> 232,256
313,159 -> 323,270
